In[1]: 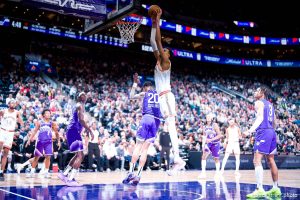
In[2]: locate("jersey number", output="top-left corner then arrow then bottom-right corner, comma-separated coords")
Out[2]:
268,105 -> 273,122
148,93 -> 159,104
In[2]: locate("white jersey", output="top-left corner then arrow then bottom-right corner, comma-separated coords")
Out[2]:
227,126 -> 240,143
0,109 -> 17,131
154,63 -> 171,94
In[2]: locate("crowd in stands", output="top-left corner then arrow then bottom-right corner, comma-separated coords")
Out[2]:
0,45 -> 299,173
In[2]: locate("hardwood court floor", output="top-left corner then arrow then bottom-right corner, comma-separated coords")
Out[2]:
0,170 -> 299,199
1,169 -> 299,188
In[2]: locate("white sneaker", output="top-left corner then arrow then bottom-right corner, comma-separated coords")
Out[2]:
172,158 -> 186,171
198,172 -> 206,179
26,173 -> 34,178
44,172 -> 51,179
17,164 -> 24,174
166,170 -> 174,176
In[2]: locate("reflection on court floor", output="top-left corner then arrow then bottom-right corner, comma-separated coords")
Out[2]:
1,176 -> 299,200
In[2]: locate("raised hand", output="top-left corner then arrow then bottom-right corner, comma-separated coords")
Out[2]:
133,73 -> 140,84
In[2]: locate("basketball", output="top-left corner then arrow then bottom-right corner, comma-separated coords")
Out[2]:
148,5 -> 161,18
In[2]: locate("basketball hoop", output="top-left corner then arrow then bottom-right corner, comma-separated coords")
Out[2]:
116,14 -> 143,44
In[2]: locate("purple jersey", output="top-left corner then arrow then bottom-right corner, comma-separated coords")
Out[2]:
67,103 -> 83,132
37,120 -> 52,141
257,99 -> 274,130
204,125 -> 219,144
142,90 -> 161,118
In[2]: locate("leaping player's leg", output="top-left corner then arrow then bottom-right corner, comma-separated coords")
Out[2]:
129,141 -> 143,173
131,141 -> 151,186
122,136 -> 144,184
59,127 -> 84,186
164,93 -> 186,171
65,151 -> 84,187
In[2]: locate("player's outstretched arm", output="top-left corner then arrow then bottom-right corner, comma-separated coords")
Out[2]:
155,9 -> 170,71
129,73 -> 145,99
150,16 -> 160,61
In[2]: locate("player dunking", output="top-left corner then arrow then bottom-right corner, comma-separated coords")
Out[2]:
199,114 -> 223,178
220,118 -> 241,175
58,92 -> 94,187
244,87 -> 281,198
0,99 -> 24,181
122,73 -> 161,186
17,109 -> 60,178
150,8 -> 185,172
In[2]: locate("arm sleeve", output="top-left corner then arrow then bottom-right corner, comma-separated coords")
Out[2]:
249,114 -> 264,133
249,102 -> 264,133
150,28 -> 158,51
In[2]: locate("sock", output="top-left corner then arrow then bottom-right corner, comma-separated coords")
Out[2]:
63,165 -> 72,176
137,166 -> 143,177
273,181 -> 278,189
235,156 -> 240,171
129,162 -> 135,173
44,168 -> 49,173
201,160 -> 206,173
255,165 -> 263,190
221,154 -> 229,171
30,168 -> 36,174
215,162 -> 220,172
0,169 -> 2,173
68,169 -> 78,181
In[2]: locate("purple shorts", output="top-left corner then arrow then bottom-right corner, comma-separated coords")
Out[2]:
205,142 -> 220,158
34,140 -> 53,157
66,128 -> 83,152
254,129 -> 277,155
136,115 -> 161,143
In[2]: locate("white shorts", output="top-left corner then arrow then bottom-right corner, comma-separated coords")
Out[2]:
159,91 -> 176,117
225,142 -> 240,154
0,129 -> 15,148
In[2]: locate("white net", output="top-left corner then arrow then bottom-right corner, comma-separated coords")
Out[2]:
116,14 -> 142,44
